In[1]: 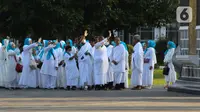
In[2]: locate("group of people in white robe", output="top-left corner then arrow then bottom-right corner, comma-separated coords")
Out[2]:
130,35 -> 176,90
0,33 -> 177,90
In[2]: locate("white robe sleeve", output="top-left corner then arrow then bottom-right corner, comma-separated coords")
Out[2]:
134,52 -> 143,73
53,50 -> 59,68
95,38 -> 107,49
148,48 -> 155,67
64,53 -> 70,61
23,43 -> 38,51
115,46 -> 125,63
7,50 -> 16,56
125,51 -> 129,69
164,49 -> 174,63
44,45 -> 55,52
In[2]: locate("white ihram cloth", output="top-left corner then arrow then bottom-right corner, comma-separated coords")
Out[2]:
131,42 -> 144,87
112,44 -> 126,85
93,38 -> 109,85
64,52 -> 79,86
78,42 -> 93,87
106,45 -> 114,83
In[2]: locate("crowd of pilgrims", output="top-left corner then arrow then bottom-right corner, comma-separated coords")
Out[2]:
0,31 -> 177,90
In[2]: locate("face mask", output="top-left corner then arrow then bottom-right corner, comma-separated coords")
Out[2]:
105,42 -> 109,46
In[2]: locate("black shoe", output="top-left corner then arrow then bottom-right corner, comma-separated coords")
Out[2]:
113,84 -> 119,90
66,86 -> 70,90
131,86 -> 142,90
60,87 -> 65,89
108,82 -> 114,90
71,86 -> 76,90
120,83 -> 125,89
95,85 -> 100,90
100,85 -> 105,90
91,85 -> 95,89
88,86 -> 93,90
79,87 -> 84,90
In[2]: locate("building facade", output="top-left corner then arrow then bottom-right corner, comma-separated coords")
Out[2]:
179,0 -> 200,64
115,25 -> 178,45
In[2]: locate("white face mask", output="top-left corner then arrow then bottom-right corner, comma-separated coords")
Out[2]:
105,42 -> 109,46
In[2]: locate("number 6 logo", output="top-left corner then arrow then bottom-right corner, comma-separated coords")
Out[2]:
176,7 -> 192,23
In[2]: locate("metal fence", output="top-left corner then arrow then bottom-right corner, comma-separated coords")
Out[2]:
181,66 -> 200,78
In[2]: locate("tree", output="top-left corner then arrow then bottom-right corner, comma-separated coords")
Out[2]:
0,0 -> 179,40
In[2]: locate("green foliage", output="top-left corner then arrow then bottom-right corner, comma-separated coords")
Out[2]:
155,38 -> 168,65
0,0 -> 179,39
127,44 -> 133,67
127,44 -> 133,54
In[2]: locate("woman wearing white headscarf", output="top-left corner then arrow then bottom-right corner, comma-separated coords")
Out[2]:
19,37 -> 40,88
5,42 -> 19,89
0,39 -> 9,87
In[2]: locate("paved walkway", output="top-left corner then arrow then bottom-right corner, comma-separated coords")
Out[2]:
0,87 -> 199,112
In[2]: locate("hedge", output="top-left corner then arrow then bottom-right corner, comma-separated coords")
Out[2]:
155,39 -> 168,66
127,44 -> 133,67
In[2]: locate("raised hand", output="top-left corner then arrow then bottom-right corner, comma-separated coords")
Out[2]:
107,30 -> 112,40
6,36 -> 10,39
38,37 -> 42,43
84,30 -> 88,37
108,30 -> 112,37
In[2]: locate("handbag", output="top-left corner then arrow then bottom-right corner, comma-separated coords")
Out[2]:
30,59 -> 37,70
14,56 -> 23,73
37,62 -> 43,69
144,58 -> 150,63
163,65 -> 170,75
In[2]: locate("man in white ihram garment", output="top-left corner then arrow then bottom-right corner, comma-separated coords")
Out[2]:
131,34 -> 144,90
111,37 -> 126,90
77,31 -> 93,90
105,39 -> 114,89
93,35 -> 110,90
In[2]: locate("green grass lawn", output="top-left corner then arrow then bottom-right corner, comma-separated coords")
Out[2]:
153,69 -> 165,86
128,69 -> 165,86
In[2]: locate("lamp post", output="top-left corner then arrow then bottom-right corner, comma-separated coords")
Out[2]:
188,0 -> 197,55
